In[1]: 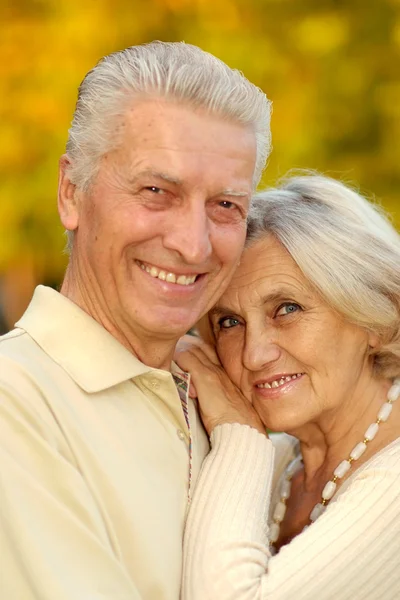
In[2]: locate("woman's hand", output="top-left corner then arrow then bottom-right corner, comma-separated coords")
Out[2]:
175,338 -> 267,437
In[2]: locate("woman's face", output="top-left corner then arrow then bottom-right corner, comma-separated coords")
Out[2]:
209,235 -> 377,432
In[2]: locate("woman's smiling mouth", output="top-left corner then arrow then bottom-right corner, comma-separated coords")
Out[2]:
256,373 -> 304,389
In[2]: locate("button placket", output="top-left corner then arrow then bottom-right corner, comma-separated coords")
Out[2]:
172,372 -> 193,502
177,429 -> 186,441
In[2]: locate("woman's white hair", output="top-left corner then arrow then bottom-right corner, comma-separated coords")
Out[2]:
66,41 -> 272,192
247,173 -> 400,379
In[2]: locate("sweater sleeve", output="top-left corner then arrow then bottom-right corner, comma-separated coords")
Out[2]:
182,424 -> 400,600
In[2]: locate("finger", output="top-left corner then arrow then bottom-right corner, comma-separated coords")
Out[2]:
175,348 -> 211,377
188,380 -> 197,398
195,342 -> 220,366
175,333 -> 220,365
179,343 -> 221,369
176,353 -> 226,404
176,333 -> 204,351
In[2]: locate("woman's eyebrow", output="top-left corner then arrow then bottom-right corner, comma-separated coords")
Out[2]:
210,291 -> 294,317
261,290 -> 295,304
209,305 -> 235,319
211,287 -> 309,315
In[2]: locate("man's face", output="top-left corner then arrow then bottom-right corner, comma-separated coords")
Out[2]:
61,99 -> 257,343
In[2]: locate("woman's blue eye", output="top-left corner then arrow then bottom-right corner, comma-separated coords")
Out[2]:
276,303 -> 301,317
218,317 -> 240,329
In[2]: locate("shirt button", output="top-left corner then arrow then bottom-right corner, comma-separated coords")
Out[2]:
177,429 -> 186,441
150,380 -> 160,390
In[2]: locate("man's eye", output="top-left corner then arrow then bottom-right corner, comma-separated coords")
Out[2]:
145,186 -> 164,194
218,316 -> 240,329
275,303 -> 301,317
219,200 -> 236,209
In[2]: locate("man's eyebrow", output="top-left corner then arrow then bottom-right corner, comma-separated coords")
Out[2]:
129,169 -> 182,185
220,189 -> 250,198
128,171 -> 250,198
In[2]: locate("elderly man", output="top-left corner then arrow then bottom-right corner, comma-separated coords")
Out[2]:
0,42 -> 271,599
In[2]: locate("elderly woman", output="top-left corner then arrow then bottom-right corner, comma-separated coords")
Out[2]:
178,174 -> 400,599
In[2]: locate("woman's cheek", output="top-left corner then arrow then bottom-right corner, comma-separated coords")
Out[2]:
218,340 -> 243,386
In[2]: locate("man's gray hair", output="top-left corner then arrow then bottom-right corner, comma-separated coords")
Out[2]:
247,173 -> 400,379
66,41 -> 272,191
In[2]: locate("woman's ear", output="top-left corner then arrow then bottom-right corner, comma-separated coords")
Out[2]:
367,330 -> 381,351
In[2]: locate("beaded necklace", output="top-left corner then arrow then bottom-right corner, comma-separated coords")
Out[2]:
269,378 -> 400,552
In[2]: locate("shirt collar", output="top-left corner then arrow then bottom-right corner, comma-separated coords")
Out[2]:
16,285 -> 175,393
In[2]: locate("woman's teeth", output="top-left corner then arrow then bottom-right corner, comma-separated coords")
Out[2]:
138,262 -> 197,286
257,373 -> 303,389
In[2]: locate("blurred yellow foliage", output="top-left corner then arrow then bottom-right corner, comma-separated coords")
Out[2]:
294,14 -> 349,54
0,0 -> 399,293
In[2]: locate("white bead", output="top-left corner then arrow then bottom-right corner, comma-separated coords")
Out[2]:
268,394 -> 395,538
350,442 -> 367,460
364,422 -> 379,441
388,382 -> 400,402
378,402 -> 393,422
322,480 -> 337,500
285,456 -> 302,479
280,479 -> 291,499
269,522 -> 280,543
334,460 -> 351,479
273,501 -> 287,522
310,503 -> 326,522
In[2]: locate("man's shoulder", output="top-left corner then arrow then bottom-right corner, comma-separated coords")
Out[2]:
0,326 -> 53,375
0,325 -> 68,414
0,326 -> 26,345
0,326 -> 37,366
0,327 -> 68,439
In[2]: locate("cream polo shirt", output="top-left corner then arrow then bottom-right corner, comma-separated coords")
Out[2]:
0,285 -> 209,600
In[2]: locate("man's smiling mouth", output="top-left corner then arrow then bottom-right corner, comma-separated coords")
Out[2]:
136,260 -> 199,286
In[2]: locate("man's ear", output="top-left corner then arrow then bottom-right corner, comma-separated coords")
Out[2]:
58,154 -> 80,231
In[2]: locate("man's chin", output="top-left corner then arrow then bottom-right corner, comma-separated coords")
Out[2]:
139,307 -> 204,339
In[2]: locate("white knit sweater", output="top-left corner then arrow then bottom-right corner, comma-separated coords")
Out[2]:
182,424 -> 400,600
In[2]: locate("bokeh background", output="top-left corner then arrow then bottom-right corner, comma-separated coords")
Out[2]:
1,0 -> 399,332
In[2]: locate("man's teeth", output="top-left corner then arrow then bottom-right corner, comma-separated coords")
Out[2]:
257,373 -> 303,389
139,262 -> 197,286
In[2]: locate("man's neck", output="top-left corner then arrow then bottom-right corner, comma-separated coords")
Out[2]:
61,267 -> 178,371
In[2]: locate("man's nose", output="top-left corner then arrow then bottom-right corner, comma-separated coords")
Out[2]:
242,327 -> 281,372
163,203 -> 212,264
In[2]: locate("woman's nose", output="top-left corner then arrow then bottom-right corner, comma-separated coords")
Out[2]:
242,329 -> 281,372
